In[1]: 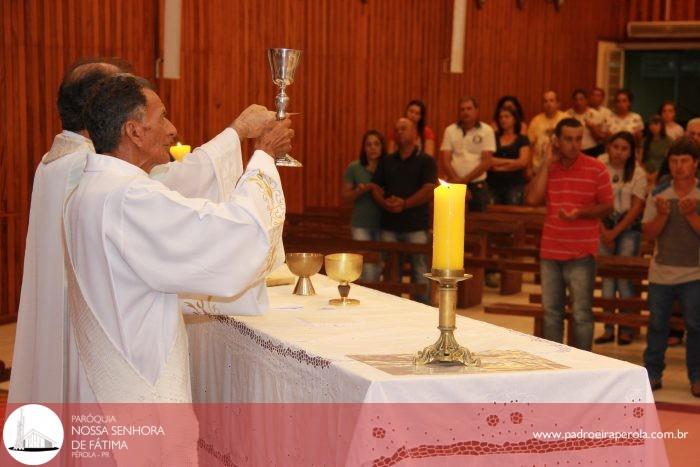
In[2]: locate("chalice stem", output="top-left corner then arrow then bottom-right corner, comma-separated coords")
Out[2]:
275,85 -> 289,120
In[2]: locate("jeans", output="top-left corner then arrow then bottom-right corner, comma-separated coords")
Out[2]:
467,181 -> 490,212
380,230 -> 429,304
644,280 -> 700,382
489,183 -> 524,206
599,230 -> 641,337
351,227 -> 382,282
540,255 -> 597,350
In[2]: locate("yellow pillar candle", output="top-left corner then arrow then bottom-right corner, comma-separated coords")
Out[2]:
432,180 -> 466,270
169,142 -> 191,162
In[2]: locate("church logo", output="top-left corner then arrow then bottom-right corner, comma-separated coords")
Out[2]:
3,404 -> 64,465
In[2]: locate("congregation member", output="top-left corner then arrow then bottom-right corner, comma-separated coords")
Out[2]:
642,115 -> 673,185
491,95 -> 528,135
525,118 -> 613,350
440,96 -> 495,211
387,99 -> 436,157
595,132 -> 647,345
659,100 -> 685,140
589,87 -> 614,121
63,74 -> 293,402
642,138 -> 700,397
587,87 -> 614,156
687,118 -> 700,145
9,59 -> 128,404
565,89 -> 606,157
607,89 -> 644,141
371,118 -> 437,304
342,130 -> 386,281
487,107 -> 530,205
528,90 -> 565,174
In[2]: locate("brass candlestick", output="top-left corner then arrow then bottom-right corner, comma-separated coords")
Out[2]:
414,268 -> 481,366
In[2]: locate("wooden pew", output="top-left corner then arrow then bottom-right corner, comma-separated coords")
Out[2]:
357,281 -> 427,298
484,302 -> 685,345
467,218 -> 527,295
480,206 -> 545,244
484,255 -> 649,281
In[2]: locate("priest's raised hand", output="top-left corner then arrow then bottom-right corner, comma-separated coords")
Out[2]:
231,104 -> 276,139
255,118 -> 295,157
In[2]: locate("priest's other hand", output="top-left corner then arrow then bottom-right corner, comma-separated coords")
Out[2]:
231,104 -> 276,139
255,119 -> 294,157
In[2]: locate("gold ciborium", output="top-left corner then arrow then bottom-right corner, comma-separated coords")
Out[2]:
286,252 -> 323,296
324,253 -> 363,306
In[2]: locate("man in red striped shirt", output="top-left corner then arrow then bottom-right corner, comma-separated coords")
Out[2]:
526,118 -> 613,350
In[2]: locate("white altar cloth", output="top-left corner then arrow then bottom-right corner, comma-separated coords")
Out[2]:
185,274 -> 654,405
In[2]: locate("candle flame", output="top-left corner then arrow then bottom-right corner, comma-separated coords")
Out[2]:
438,179 -> 449,186
176,142 -> 182,147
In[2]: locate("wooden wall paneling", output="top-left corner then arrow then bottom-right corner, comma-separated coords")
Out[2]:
0,0 -> 157,320
627,0 -> 700,20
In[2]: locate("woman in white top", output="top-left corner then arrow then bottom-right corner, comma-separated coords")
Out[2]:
595,131 -> 648,345
607,90 -> 644,143
659,100 -> 685,140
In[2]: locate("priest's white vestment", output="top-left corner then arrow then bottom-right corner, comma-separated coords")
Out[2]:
63,149 -> 284,402
9,128 -> 273,404
8,131 -> 94,404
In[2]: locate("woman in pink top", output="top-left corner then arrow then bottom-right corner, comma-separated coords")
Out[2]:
387,99 -> 436,157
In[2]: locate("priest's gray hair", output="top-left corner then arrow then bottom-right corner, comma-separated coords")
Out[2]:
57,57 -> 132,132
84,73 -> 155,154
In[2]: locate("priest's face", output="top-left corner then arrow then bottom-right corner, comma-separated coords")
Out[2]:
135,89 -> 177,171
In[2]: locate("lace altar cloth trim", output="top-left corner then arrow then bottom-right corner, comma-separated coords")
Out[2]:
204,312 -> 332,369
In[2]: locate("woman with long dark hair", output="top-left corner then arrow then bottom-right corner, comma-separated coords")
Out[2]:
341,130 -> 386,281
487,107 -> 530,205
491,95 -> 528,135
642,114 -> 673,185
595,131 -> 647,345
387,99 -> 436,156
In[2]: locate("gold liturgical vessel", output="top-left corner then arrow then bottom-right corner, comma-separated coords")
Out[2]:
324,253 -> 363,306
286,252 -> 323,296
413,268 -> 481,367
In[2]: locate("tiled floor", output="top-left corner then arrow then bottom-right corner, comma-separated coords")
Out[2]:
0,279 -> 697,405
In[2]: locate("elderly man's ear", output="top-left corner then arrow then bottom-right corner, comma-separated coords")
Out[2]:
124,119 -> 145,148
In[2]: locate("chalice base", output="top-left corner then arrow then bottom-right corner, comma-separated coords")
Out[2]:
413,330 -> 481,366
329,298 -> 360,306
293,276 -> 316,296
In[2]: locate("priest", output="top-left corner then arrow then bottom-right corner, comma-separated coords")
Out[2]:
9,58 -> 276,404
9,59 -> 127,404
63,73 -> 291,403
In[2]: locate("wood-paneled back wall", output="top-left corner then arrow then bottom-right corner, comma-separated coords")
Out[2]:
0,0 -> 157,322
159,0 -> 627,212
1,0 -> 695,319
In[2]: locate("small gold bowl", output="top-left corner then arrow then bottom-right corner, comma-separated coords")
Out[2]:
324,253 -> 363,306
286,252 -> 324,295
